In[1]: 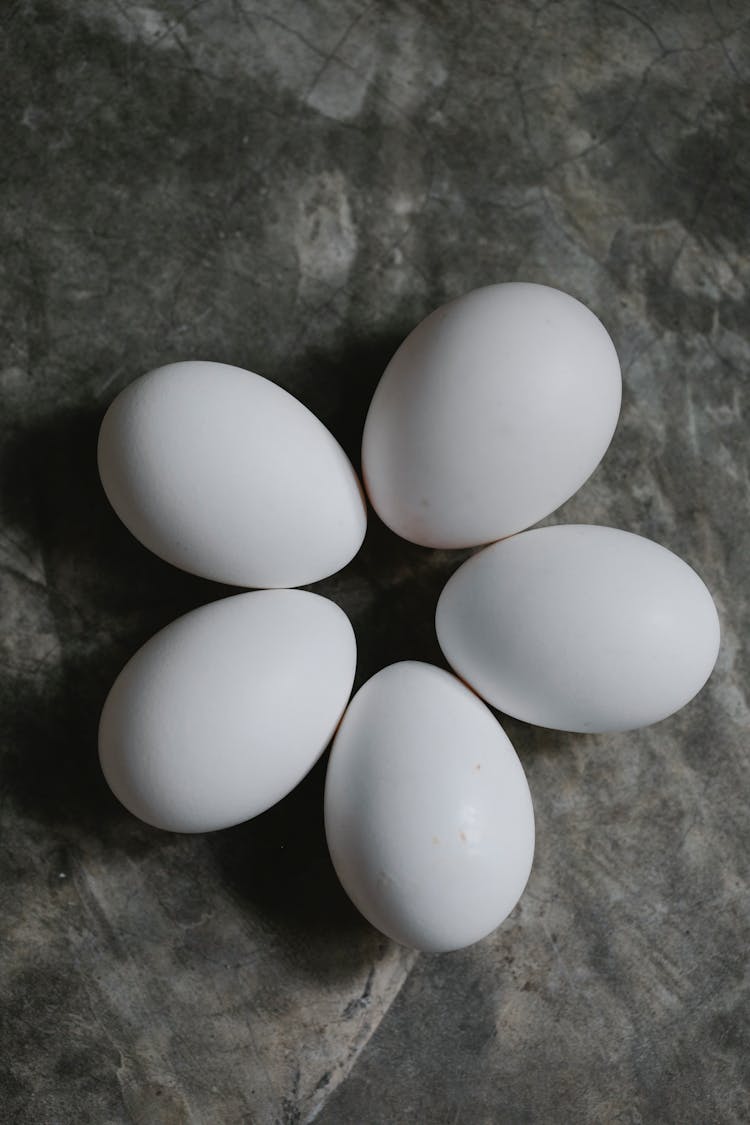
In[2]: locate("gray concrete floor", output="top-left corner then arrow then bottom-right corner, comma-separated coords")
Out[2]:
1,2 -> 748,1122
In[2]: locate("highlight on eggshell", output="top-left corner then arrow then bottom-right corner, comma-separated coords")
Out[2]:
97,360 -> 367,589
436,524 -> 721,733
324,661 -> 535,953
99,589 -> 357,833
362,282 -> 622,548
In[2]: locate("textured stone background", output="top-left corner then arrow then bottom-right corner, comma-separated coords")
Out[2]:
1,1 -> 749,1122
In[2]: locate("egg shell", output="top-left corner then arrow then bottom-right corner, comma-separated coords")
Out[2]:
361,283 -> 622,548
324,661 -> 535,952
99,589 -> 356,832
98,361 -> 367,588
436,525 -> 721,733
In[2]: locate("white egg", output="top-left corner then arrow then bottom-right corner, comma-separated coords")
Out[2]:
98,361 -> 367,588
362,283 -> 621,548
99,590 -> 356,832
324,661 -> 535,952
436,525 -> 720,733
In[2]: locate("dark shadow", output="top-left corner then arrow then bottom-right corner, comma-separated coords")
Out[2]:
1,406 -> 235,847
343,517 -> 468,688
276,327 -> 410,473
207,755 -> 376,975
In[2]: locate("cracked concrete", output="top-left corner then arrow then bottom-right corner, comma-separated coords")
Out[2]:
1,1 -> 749,1122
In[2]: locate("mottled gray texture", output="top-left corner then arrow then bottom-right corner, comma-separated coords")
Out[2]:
1,1 -> 749,1122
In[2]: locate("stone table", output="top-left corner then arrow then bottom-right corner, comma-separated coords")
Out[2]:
1,2 -> 748,1122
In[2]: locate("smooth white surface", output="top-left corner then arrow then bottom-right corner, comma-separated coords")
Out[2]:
362,283 -> 622,548
98,361 -> 367,587
324,661 -> 535,952
436,525 -> 721,733
99,590 -> 357,832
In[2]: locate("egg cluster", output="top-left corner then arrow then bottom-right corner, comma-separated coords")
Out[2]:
97,282 -> 720,954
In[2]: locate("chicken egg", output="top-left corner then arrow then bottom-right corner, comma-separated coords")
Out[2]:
436,525 -> 720,732
98,361 -> 367,588
100,589 -> 356,832
362,283 -> 621,548
324,661 -> 535,952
